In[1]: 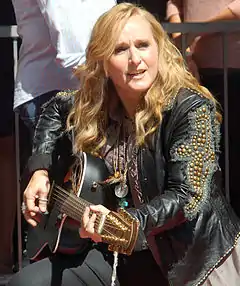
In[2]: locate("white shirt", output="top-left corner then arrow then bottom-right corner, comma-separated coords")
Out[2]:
12,0 -> 116,109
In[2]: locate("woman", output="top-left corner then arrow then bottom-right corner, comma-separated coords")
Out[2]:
9,3 -> 240,286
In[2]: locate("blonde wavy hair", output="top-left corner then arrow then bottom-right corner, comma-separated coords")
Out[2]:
67,2 -> 221,154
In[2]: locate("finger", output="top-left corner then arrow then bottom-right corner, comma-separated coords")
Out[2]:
26,218 -> 37,227
89,213 -> 97,225
79,207 -> 91,239
38,181 -> 50,213
91,233 -> 102,243
90,205 -> 110,215
79,228 -> 88,238
33,213 -> 42,223
30,211 -> 37,217
23,211 -> 38,227
85,213 -> 97,235
82,207 -> 90,228
89,205 -> 100,212
38,197 -> 48,213
22,201 -> 38,217
25,194 -> 39,213
88,213 -> 97,232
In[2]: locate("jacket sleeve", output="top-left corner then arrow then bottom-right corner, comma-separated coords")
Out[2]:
128,97 -> 220,242
27,91 -> 74,175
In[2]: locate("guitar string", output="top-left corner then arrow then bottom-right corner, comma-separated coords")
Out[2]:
51,185 -> 115,228
52,185 -> 130,237
52,197 -> 125,243
51,194 -> 117,239
51,185 -> 121,229
51,192 -> 116,230
51,186 -> 131,249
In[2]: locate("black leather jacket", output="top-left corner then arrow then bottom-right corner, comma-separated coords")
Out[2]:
27,88 -> 240,286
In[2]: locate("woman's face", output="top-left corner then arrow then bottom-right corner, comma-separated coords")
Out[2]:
107,15 -> 159,100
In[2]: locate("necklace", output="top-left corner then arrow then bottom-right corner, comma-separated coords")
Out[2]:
112,122 -> 133,199
113,136 -> 129,198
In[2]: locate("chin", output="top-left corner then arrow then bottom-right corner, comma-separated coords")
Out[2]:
128,83 -> 151,93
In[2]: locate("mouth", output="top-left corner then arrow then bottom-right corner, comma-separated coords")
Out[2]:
127,70 -> 146,77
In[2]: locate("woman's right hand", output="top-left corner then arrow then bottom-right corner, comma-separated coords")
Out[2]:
23,170 -> 50,226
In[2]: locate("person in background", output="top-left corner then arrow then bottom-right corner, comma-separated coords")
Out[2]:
166,0 -> 240,216
11,0 -> 116,139
8,3 -> 240,286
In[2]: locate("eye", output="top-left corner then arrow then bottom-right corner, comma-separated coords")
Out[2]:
114,45 -> 128,55
136,41 -> 149,49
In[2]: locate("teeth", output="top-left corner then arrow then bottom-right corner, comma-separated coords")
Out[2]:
129,70 -> 144,75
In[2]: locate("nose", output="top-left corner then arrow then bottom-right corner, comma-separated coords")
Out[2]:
129,47 -> 141,65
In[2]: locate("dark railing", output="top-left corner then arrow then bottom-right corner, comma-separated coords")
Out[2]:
1,21 -> 240,270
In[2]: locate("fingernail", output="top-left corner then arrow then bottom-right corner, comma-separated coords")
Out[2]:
40,207 -> 46,213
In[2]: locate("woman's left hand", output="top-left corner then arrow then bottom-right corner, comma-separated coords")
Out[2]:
79,205 -> 110,243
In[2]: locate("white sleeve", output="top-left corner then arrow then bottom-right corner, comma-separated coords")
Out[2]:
36,0 -> 116,68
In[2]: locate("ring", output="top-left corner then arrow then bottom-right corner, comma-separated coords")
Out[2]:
21,202 -> 26,214
38,198 -> 48,202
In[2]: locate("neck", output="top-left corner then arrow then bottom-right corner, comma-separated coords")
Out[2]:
118,93 -> 141,119
122,103 -> 137,118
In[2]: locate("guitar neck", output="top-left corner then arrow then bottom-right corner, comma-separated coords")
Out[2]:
60,192 -> 92,222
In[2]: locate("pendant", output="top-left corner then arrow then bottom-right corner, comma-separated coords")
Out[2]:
115,183 -> 128,198
114,171 -> 120,179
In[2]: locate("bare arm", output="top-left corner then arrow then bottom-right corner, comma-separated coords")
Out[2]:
166,0 -> 182,38
208,9 -> 237,22
192,2 -> 240,47
209,1 -> 240,21
169,14 -> 182,39
166,1 -> 200,80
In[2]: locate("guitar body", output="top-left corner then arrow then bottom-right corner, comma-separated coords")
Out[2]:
27,152 -> 116,260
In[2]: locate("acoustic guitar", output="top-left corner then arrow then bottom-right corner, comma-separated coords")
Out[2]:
27,152 -> 139,260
